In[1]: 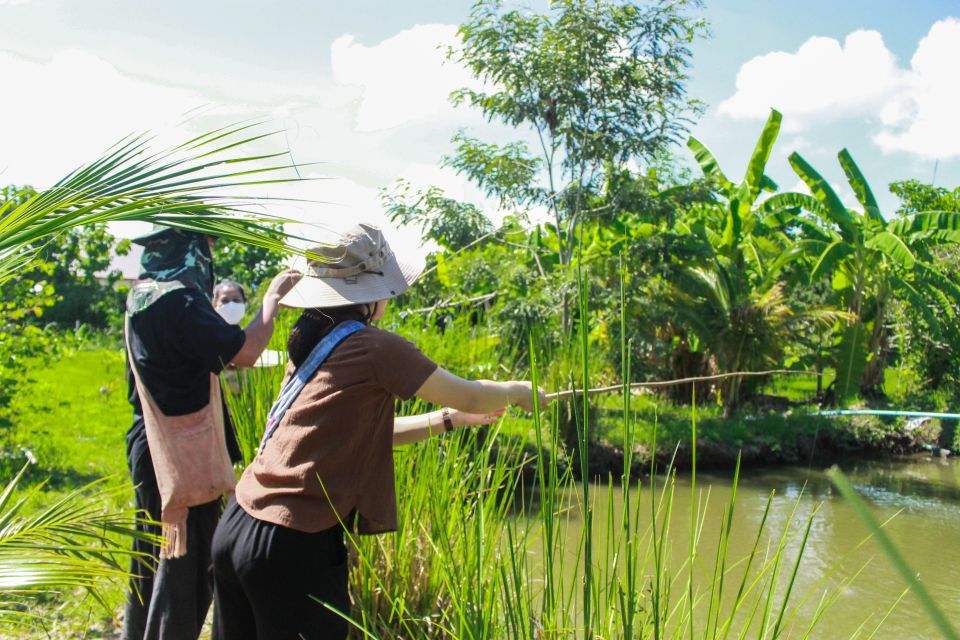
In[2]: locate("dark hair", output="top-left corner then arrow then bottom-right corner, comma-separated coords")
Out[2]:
213,279 -> 247,302
287,304 -> 375,368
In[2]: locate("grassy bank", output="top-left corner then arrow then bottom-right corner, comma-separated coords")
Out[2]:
1,347 -> 133,637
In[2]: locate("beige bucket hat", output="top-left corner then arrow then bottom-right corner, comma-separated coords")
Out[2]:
280,224 -> 423,308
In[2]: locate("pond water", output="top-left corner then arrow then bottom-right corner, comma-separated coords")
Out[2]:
543,455 -> 960,639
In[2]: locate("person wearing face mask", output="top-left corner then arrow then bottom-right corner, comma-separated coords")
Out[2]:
214,279 -> 283,368
213,279 -> 248,325
213,280 -> 250,393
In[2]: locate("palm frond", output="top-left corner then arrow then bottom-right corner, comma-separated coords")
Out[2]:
0,123 -> 317,285
0,464 -> 161,629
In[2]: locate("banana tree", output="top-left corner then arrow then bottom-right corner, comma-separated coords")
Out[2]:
671,109 -> 833,412
768,149 -> 960,400
685,109 -> 790,275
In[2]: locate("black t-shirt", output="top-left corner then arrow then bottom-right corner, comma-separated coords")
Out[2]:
126,287 -> 246,462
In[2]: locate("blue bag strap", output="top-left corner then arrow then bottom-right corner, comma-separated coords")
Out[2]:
257,320 -> 365,454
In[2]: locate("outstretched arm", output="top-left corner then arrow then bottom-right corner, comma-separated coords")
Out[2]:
393,409 -> 503,446
413,368 -> 546,414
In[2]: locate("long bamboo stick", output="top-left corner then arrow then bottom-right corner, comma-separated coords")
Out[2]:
545,369 -> 820,401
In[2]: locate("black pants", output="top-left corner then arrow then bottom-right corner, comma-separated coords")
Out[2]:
123,423 -> 220,640
211,498 -> 350,640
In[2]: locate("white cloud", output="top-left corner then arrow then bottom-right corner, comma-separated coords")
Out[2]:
873,18 -> 960,158
720,30 -> 901,123
0,45 -> 444,278
1,24 -> 511,278
718,18 -> 960,159
330,24 -> 483,132
0,49 -> 204,188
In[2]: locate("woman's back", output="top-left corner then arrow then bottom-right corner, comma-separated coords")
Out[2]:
235,325 -> 437,534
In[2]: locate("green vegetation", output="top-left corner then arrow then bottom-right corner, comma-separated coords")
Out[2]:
0,328 -> 890,638
0,185 -> 132,329
0,348 -> 140,636
1,0 -> 959,636
0,123 -> 314,635
1,301 -> 945,636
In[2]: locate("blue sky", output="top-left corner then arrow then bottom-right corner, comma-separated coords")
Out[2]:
1,0 -> 958,273
688,0 -> 959,211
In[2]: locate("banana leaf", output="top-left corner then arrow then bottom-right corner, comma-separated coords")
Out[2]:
811,240 -> 854,283
737,109 -> 782,208
837,149 -> 882,222
834,322 -> 867,401
788,152 -> 858,242
864,231 -> 916,270
686,136 -> 734,192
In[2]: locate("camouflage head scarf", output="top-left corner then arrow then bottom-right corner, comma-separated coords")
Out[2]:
127,229 -> 215,316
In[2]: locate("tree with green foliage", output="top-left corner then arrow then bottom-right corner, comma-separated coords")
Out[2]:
887,180 -> 960,391
672,110 -> 844,412
448,0 -> 707,266
382,180 -> 494,251
385,0 -> 707,348
1,185 -> 130,329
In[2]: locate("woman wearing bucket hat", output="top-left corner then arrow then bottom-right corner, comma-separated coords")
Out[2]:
211,223 -> 546,640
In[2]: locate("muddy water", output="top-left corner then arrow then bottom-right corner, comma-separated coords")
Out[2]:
546,455 -> 960,639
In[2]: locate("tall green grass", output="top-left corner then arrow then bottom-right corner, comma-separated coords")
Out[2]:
223,281 -> 894,639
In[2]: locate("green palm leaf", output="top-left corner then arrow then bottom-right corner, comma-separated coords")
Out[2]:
0,123 -> 314,285
0,464 -> 160,629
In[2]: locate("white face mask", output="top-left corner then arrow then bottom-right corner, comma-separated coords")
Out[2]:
217,301 -> 246,325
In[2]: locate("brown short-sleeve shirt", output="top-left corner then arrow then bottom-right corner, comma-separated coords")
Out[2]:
235,326 -> 438,534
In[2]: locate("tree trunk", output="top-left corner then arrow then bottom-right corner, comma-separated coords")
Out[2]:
859,307 -> 889,399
